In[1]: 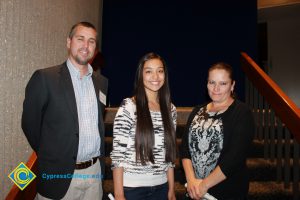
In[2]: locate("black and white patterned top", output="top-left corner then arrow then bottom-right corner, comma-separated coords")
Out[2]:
110,98 -> 177,187
180,100 -> 255,199
188,107 -> 224,179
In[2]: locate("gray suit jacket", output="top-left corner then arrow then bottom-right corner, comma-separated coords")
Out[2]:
22,62 -> 108,199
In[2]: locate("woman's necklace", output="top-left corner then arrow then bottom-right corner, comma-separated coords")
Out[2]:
207,98 -> 234,113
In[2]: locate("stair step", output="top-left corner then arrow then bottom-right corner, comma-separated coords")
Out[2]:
248,158 -> 277,181
104,107 -> 192,124
105,137 -> 296,159
104,107 -> 294,138
102,180 -> 186,200
102,180 -> 293,200
105,124 -> 186,138
103,157 -> 185,181
249,181 -> 293,200
104,156 -> 289,182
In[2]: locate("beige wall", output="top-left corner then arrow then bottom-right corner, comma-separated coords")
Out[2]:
0,0 -> 102,198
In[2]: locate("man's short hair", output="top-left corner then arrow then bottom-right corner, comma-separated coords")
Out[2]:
68,22 -> 97,39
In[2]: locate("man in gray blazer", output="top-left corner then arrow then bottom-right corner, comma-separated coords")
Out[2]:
22,22 -> 108,200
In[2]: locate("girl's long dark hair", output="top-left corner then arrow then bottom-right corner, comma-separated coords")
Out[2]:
134,52 -> 176,165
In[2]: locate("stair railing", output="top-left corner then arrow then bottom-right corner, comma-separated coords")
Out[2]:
241,52 -> 300,200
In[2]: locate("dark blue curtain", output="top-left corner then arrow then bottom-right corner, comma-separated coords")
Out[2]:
101,0 -> 257,106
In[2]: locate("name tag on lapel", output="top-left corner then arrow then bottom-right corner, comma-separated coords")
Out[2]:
99,90 -> 107,106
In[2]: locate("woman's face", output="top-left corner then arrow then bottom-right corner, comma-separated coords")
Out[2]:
207,69 -> 235,104
143,58 -> 165,96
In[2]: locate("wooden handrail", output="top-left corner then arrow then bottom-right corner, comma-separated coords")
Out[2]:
5,152 -> 37,200
241,52 -> 300,142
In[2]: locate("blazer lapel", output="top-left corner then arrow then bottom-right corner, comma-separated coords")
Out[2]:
92,72 -> 108,108
60,64 -> 78,124
92,74 -> 100,96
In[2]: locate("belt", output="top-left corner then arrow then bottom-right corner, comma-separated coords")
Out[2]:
75,157 -> 98,170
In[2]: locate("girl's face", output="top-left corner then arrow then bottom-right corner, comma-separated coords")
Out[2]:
143,58 -> 165,96
207,69 -> 235,104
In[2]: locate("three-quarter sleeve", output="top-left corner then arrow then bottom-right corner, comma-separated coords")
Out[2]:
218,103 -> 255,178
166,103 -> 177,168
171,104 -> 177,130
110,99 -> 135,169
180,106 -> 200,160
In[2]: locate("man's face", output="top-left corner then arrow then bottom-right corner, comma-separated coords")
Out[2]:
67,25 -> 97,67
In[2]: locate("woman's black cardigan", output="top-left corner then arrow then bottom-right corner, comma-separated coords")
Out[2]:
180,100 -> 255,199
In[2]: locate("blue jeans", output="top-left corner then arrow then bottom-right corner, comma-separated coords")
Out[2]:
124,182 -> 168,200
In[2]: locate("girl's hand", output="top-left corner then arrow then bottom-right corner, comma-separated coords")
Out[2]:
114,194 -> 126,200
168,189 -> 176,200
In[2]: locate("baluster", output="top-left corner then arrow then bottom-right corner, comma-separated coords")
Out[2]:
276,118 -> 283,182
270,109 -> 275,162
249,80 -> 254,108
251,83 -> 258,139
284,127 -> 291,189
258,92 -> 264,140
245,77 -> 250,106
264,102 -> 270,159
293,138 -> 299,200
